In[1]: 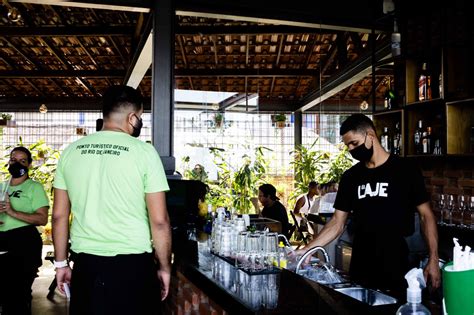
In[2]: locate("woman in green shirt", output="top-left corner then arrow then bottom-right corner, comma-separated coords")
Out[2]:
0,147 -> 50,315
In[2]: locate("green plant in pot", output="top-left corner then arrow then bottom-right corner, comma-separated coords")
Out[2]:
274,113 -> 287,128
0,113 -> 12,126
214,113 -> 224,128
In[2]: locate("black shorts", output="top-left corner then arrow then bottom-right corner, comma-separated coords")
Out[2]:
70,251 -> 162,315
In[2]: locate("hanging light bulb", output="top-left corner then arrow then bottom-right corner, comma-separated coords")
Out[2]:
359,100 -> 369,111
39,104 -> 48,114
7,6 -> 21,22
212,103 -> 219,111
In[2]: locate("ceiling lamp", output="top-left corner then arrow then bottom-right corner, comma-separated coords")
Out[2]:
2,0 -> 21,23
39,104 -> 48,114
211,103 -> 219,111
359,100 -> 369,111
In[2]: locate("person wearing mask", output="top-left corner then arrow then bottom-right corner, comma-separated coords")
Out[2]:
0,147 -> 49,315
258,184 -> 290,238
52,85 -> 171,315
296,114 -> 440,296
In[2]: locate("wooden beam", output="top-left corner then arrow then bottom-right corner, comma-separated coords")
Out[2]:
275,35 -> 284,66
0,26 -> 134,36
175,25 -> 334,35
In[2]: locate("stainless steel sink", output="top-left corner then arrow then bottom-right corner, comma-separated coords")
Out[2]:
334,287 -> 397,306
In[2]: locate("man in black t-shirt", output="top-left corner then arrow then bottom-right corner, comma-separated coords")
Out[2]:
258,184 -> 290,238
296,114 -> 440,295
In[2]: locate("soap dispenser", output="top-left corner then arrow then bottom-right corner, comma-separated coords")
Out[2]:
396,268 -> 431,315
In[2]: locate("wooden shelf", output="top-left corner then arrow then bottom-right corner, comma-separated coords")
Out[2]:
404,98 -> 444,109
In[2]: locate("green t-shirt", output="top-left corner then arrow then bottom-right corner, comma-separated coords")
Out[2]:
0,179 -> 50,232
53,131 -> 169,256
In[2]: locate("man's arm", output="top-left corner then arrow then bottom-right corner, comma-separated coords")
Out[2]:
52,188 -> 72,293
417,201 -> 441,288
293,197 -> 305,215
146,191 -> 172,300
296,209 -> 348,254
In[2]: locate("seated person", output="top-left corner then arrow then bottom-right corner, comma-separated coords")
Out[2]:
293,181 -> 319,235
258,184 -> 290,238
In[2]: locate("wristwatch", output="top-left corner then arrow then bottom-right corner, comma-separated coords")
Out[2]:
53,259 -> 69,269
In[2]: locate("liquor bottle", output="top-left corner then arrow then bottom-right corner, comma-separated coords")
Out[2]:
414,120 -> 423,154
381,126 -> 391,152
418,63 -> 431,101
422,126 -> 432,154
392,122 -> 402,155
384,77 -> 395,110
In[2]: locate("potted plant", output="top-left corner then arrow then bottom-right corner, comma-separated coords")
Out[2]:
274,113 -> 287,128
0,113 -> 12,126
214,113 -> 224,128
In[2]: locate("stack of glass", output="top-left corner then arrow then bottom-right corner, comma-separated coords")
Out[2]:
210,215 -> 280,272
435,194 -> 474,229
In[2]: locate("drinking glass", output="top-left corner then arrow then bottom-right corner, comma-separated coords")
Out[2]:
248,233 -> 263,271
235,231 -> 249,269
264,232 -> 278,268
0,175 -> 11,225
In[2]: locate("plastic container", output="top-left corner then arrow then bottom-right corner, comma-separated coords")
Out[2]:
278,241 -> 287,269
396,268 -> 431,315
442,262 -> 474,315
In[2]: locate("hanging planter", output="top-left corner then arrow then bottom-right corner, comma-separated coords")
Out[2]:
274,113 -> 287,129
214,113 -> 224,128
0,113 -> 12,126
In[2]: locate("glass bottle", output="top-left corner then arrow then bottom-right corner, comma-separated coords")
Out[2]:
392,122 -> 402,155
381,126 -> 391,152
384,77 -> 395,110
421,127 -> 432,154
414,120 -> 423,154
418,62 -> 431,102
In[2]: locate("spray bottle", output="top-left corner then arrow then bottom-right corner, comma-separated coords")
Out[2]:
396,268 -> 431,315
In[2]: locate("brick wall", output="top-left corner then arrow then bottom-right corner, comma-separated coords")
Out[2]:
417,157 -> 474,201
163,271 -> 227,315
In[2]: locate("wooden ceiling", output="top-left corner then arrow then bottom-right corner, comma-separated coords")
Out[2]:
0,1 -> 394,112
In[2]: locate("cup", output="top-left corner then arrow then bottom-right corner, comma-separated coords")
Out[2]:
443,262 -> 474,315
0,177 -> 10,202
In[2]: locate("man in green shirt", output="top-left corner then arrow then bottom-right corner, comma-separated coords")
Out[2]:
52,85 -> 171,315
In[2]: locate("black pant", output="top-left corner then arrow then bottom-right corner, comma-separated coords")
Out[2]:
70,252 -> 161,315
350,232 -> 409,298
0,225 -> 43,315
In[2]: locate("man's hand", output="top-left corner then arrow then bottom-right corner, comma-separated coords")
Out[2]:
157,270 -> 170,300
56,266 -> 72,295
423,259 -> 441,289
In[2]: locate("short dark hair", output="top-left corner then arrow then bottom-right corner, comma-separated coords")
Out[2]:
308,181 -> 318,188
339,114 -> 376,136
11,146 -> 32,164
102,85 -> 143,118
259,184 -> 279,201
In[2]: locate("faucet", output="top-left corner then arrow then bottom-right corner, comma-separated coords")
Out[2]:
295,246 -> 329,274
278,234 -> 291,247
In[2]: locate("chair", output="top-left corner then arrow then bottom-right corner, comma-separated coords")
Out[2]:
289,211 -> 309,249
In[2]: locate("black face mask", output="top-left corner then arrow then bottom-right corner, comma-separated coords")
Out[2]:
131,114 -> 143,138
349,134 -> 373,162
8,162 -> 28,178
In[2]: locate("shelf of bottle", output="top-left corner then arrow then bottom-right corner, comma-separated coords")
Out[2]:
405,154 -> 474,159
404,98 -> 444,109
372,108 -> 403,115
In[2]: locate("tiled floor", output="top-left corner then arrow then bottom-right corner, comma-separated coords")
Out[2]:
31,245 -> 68,315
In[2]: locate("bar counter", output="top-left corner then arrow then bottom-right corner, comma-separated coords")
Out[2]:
164,232 -> 440,315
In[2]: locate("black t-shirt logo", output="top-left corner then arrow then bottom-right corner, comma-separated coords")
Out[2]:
357,183 -> 388,199
8,190 -> 22,198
